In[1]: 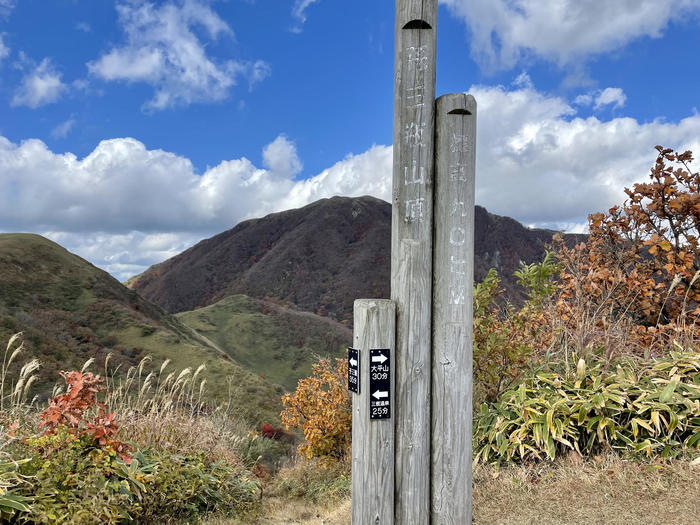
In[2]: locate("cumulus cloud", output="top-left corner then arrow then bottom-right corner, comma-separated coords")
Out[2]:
3,82 -> 700,280
574,87 -> 627,111
88,0 -> 269,111
262,135 -> 303,178
440,0 -> 700,69
468,82 -> 700,225
0,133 -> 390,279
291,0 -> 320,33
11,57 -> 66,108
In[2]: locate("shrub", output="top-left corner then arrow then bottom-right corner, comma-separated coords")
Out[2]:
473,253 -> 560,404
268,457 -> 351,503
553,146 -> 699,356
474,349 -> 700,465
137,451 -> 260,524
237,432 -> 291,475
39,370 -> 132,462
281,358 -> 351,463
19,429 -> 144,524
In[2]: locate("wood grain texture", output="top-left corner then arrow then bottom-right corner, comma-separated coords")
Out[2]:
392,1 -> 438,523
352,299 -> 396,525
431,93 -> 477,525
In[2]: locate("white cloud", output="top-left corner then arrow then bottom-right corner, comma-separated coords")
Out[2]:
76,22 -> 91,33
574,94 -> 593,106
291,0 -> 320,32
248,60 -> 271,91
574,87 -> 627,110
262,135 -> 303,178
278,145 -> 392,210
88,0 -> 269,111
11,58 -> 66,108
50,118 -> 75,139
0,35 -> 9,64
2,82 -> 700,280
593,87 -> 626,110
440,0 -> 700,69
468,82 -> 700,225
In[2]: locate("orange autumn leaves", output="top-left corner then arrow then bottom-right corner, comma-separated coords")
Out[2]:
281,358 -> 351,464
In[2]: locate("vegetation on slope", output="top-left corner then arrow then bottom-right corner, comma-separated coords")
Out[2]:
176,295 -> 351,391
127,196 -> 584,321
0,234 -> 283,426
0,336 -> 265,524
282,146 -> 699,467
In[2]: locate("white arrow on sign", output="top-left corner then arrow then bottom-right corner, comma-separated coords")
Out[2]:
372,390 -> 389,399
349,358 -> 358,367
371,353 -> 388,364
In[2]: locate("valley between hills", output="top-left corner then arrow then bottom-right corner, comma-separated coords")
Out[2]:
0,196 -> 578,419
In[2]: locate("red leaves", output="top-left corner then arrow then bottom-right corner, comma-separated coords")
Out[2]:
39,371 -> 132,462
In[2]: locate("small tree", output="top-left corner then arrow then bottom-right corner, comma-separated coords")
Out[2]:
280,358 -> 351,464
555,146 -> 699,355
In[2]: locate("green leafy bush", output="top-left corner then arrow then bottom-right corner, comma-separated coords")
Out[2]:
19,429 -> 143,524
137,451 -> 260,524
0,455 -> 32,522
474,349 -> 700,464
473,253 -> 560,404
15,429 -> 259,524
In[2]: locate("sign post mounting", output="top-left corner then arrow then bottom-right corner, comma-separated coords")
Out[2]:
351,300 -> 396,525
351,2 -> 477,523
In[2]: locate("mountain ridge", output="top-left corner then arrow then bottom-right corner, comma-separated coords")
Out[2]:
127,196 -> 585,320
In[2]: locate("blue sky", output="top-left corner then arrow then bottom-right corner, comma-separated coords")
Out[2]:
1,0 -> 700,280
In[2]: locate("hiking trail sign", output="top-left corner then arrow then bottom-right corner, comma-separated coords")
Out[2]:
348,348 -> 360,394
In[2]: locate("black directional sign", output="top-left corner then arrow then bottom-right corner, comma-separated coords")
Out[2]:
347,348 -> 360,394
369,349 -> 391,420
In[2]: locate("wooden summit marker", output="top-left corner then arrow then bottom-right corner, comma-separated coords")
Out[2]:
432,93 -> 477,525
392,1 -> 438,523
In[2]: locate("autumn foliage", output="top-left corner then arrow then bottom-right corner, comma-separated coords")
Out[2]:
39,370 -> 132,462
280,358 -> 351,463
282,147 -> 699,462
554,146 -> 699,355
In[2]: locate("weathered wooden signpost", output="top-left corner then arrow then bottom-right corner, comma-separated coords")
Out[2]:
351,1 -> 476,523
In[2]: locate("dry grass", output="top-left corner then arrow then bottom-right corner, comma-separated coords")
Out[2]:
203,497 -> 350,525
205,455 -> 700,525
473,454 -> 700,525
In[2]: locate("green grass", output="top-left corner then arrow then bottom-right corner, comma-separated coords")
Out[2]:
177,295 -> 350,391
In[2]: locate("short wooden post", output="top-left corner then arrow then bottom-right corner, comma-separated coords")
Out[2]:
352,299 -> 396,525
392,1 -> 438,523
431,93 -> 477,524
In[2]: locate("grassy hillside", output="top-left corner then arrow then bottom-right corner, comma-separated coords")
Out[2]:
0,234 -> 283,426
177,294 -> 351,391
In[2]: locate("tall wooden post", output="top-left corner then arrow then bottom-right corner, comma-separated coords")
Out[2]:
392,1 -> 438,523
432,93 -> 477,524
352,299 -> 396,525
